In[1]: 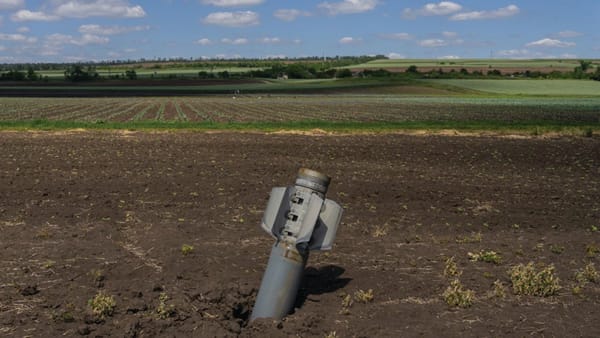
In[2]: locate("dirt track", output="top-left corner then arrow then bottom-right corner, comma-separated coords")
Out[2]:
1,131 -> 599,337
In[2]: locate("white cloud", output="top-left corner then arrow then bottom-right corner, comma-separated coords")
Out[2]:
526,38 -> 575,48
561,53 -> 578,59
555,30 -> 583,38
16,26 -> 29,33
260,37 -> 281,44
202,0 -> 264,7
221,37 -> 248,45
450,4 -> 519,21
195,38 -> 212,45
265,54 -> 286,59
381,32 -> 413,40
319,0 -> 379,15
78,24 -> 150,35
387,52 -> 405,59
403,2 -> 462,18
76,34 -> 109,45
47,33 -> 109,46
274,9 -> 311,21
203,11 -> 259,27
0,32 -> 37,43
495,49 -> 560,59
419,39 -> 447,47
54,0 -> 146,19
438,55 -> 460,59
496,49 -> 530,57
0,0 -> 24,10
11,10 -> 60,22
442,31 -> 458,38
215,53 -> 242,59
339,36 -> 362,44
0,45 -> 6,51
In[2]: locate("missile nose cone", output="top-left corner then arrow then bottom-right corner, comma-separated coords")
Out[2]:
295,168 -> 330,195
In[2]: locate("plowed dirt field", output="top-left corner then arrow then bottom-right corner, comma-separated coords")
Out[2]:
1,131 -> 599,337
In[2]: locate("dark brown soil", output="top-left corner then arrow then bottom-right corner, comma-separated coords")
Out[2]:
1,131 -> 599,337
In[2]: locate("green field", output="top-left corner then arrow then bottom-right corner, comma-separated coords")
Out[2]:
0,92 -> 598,136
348,58 -> 598,70
1,75 -> 599,135
37,66 -> 265,79
423,79 -> 600,96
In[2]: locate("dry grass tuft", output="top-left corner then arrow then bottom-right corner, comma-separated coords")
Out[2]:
443,279 -> 475,308
508,262 -> 560,297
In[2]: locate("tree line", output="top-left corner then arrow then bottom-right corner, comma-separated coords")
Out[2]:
2,59 -> 599,82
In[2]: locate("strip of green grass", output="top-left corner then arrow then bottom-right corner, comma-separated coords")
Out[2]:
0,119 -> 597,136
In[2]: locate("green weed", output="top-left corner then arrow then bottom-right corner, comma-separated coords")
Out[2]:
508,262 -> 561,297
468,250 -> 502,265
574,263 -> 599,285
156,292 -> 176,319
443,279 -> 475,308
181,244 -> 194,256
444,256 -> 461,278
88,292 -> 116,318
354,289 -> 374,303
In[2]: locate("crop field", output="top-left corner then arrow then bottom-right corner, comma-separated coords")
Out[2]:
1,132 -> 599,337
425,79 -> 600,96
1,95 -> 599,126
349,58 -> 599,70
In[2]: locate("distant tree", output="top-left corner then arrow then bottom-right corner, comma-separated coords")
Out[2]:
286,64 -> 314,79
64,65 -> 99,81
26,66 -> 39,81
125,69 -> 137,80
572,60 -> 593,79
579,60 -> 592,72
592,66 -> 600,81
406,65 -> 419,73
0,69 -> 26,81
335,68 -> 353,78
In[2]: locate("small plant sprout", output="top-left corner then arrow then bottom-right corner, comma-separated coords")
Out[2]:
156,292 -> 176,319
371,224 -> 388,238
444,256 -> 461,278
586,244 -> 599,258
508,262 -> 561,297
181,244 -> 194,256
550,244 -> 565,254
456,232 -> 482,244
43,260 -> 56,269
492,280 -> 506,299
443,279 -> 475,308
354,289 -> 374,303
88,291 -> 116,318
574,263 -> 599,285
339,292 -> 353,315
468,250 -> 502,265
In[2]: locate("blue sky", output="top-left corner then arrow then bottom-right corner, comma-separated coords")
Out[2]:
0,0 -> 598,62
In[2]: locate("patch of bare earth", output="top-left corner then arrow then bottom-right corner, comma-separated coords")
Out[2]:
0,131 -> 598,337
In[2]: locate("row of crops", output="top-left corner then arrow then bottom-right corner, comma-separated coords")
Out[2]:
1,95 -> 599,123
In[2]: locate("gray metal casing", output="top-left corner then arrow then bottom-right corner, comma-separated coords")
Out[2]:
249,242 -> 306,321
261,186 -> 343,251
